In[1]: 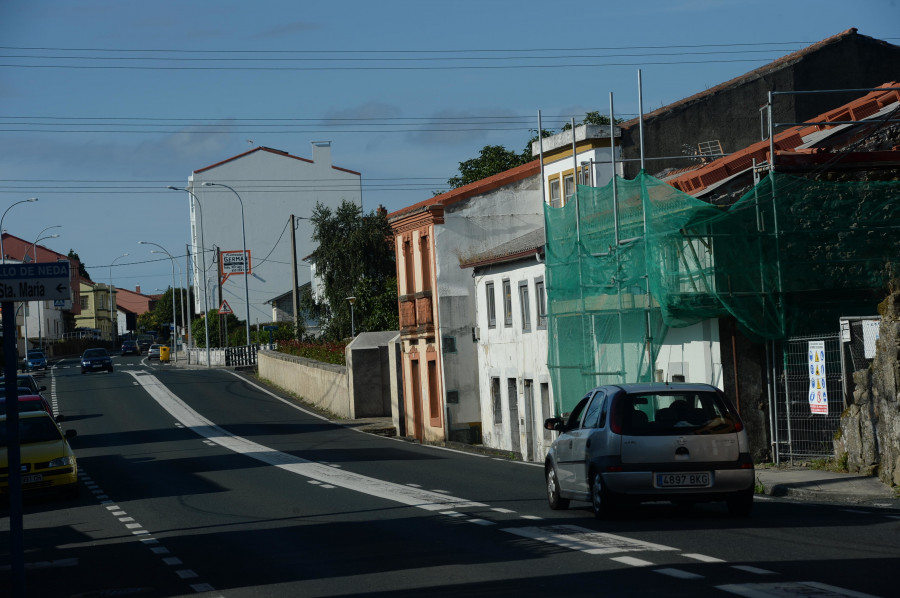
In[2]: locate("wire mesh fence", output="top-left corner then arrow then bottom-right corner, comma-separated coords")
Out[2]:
773,333 -> 844,462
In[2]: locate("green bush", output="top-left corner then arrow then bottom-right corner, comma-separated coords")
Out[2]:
276,339 -> 347,366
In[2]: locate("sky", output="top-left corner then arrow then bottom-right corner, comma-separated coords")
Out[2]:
0,0 -> 898,297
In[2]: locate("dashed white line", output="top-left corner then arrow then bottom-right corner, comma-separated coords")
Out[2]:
731,565 -> 777,575
611,556 -> 654,567
656,568 -> 704,580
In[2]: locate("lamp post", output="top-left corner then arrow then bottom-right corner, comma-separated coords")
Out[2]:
108,253 -> 128,346
346,296 -> 357,337
202,181 -> 251,346
153,250 -> 187,349
139,241 -> 178,365
169,186 -> 211,367
0,197 -> 38,265
24,231 -> 60,351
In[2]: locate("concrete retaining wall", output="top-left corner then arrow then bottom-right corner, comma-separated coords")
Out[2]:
258,349 -> 351,418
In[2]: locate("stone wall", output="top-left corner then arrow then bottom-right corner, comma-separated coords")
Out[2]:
258,349 -> 351,418
834,287 -> 900,486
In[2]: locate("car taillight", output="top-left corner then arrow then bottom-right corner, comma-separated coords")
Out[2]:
734,421 -> 744,432
609,400 -> 622,434
739,452 -> 753,469
606,465 -> 623,472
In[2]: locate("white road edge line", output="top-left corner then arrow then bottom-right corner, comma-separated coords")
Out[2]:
126,370 -> 487,512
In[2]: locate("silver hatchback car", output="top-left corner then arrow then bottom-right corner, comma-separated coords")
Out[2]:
544,382 -> 754,517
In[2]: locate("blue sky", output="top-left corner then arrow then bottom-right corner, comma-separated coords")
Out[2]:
1,0 -> 898,296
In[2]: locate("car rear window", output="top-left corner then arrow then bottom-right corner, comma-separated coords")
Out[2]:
0,416 -> 63,446
614,390 -> 741,436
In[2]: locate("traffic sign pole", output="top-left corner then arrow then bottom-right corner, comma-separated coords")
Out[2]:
4,301 -> 25,596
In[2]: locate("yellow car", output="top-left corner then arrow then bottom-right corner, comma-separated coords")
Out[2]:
0,411 -> 78,498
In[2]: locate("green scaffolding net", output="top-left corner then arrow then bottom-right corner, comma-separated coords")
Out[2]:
545,170 -> 899,414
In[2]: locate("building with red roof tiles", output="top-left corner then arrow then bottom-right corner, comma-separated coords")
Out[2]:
0,233 -> 81,352
388,160 -> 542,444
618,29 -> 900,179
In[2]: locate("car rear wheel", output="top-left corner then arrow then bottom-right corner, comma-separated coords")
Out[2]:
591,471 -> 617,518
546,465 -> 569,510
726,488 -> 754,517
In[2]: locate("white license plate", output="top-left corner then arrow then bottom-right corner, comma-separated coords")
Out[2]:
22,474 -> 43,484
655,472 -> 711,488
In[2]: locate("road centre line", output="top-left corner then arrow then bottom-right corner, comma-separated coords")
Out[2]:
125,370 -> 487,512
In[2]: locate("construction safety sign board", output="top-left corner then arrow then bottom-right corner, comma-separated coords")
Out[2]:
218,300 -> 233,315
808,340 -> 828,415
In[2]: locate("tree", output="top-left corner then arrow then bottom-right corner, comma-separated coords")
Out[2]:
303,201 -> 397,340
67,249 -> 90,280
446,145 -> 531,190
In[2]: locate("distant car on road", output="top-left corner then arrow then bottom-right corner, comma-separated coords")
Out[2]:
0,411 -> 78,498
0,392 -> 57,420
136,336 -> 154,353
543,382 -> 754,518
24,350 -> 48,371
81,348 -> 113,374
147,344 -> 162,360
0,374 -> 46,396
121,339 -> 140,355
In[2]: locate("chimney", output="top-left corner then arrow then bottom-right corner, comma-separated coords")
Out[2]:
136,285 -> 141,294
312,141 -> 332,168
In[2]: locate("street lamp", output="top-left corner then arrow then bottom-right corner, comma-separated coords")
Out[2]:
139,241 -> 179,365
0,197 -> 38,264
168,186 -> 211,367
109,253 -> 129,345
23,230 -> 60,351
346,296 -> 357,337
152,250 -> 187,348
202,181 -> 251,346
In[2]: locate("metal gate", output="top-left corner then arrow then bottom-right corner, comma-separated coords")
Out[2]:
771,333 -> 844,463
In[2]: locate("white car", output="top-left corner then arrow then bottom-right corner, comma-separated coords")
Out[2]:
544,382 -> 755,517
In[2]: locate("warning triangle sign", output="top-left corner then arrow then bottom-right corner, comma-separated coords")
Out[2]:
218,300 -> 233,315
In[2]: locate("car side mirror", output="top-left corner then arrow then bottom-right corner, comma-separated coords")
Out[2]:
65,429 -> 77,440
40,386 -> 47,392
544,417 -> 564,432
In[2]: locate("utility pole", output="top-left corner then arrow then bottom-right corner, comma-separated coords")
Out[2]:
290,215 -> 300,340
216,247 -> 225,347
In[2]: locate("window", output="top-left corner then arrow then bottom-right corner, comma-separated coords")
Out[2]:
518,281 -> 531,332
581,391 -> 606,428
486,282 -> 496,328
535,279 -> 547,329
491,377 -> 502,424
502,279 -> 512,327
80,296 -> 89,310
563,173 -> 576,205
579,163 -> 592,186
420,234 -> 431,292
549,177 -> 561,208
442,335 -> 456,354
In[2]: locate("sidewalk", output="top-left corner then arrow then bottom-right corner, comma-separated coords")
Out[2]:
755,465 -> 899,507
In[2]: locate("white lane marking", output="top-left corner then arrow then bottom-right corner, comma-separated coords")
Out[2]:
840,509 -> 869,514
126,370 -> 487,512
492,508 -> 515,514
718,582 -> 881,597
656,568 -> 704,580
520,515 -> 543,520
731,565 -> 777,575
611,556 -> 654,567
502,525 -> 677,555
468,519 -> 495,526
684,553 -> 725,563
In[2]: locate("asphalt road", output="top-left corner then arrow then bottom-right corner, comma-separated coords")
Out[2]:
2,354 -> 899,597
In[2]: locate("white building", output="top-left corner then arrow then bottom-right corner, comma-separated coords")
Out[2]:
462,230 -> 555,462
183,143 -> 361,334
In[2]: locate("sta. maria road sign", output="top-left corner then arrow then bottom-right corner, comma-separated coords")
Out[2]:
0,262 -> 71,302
